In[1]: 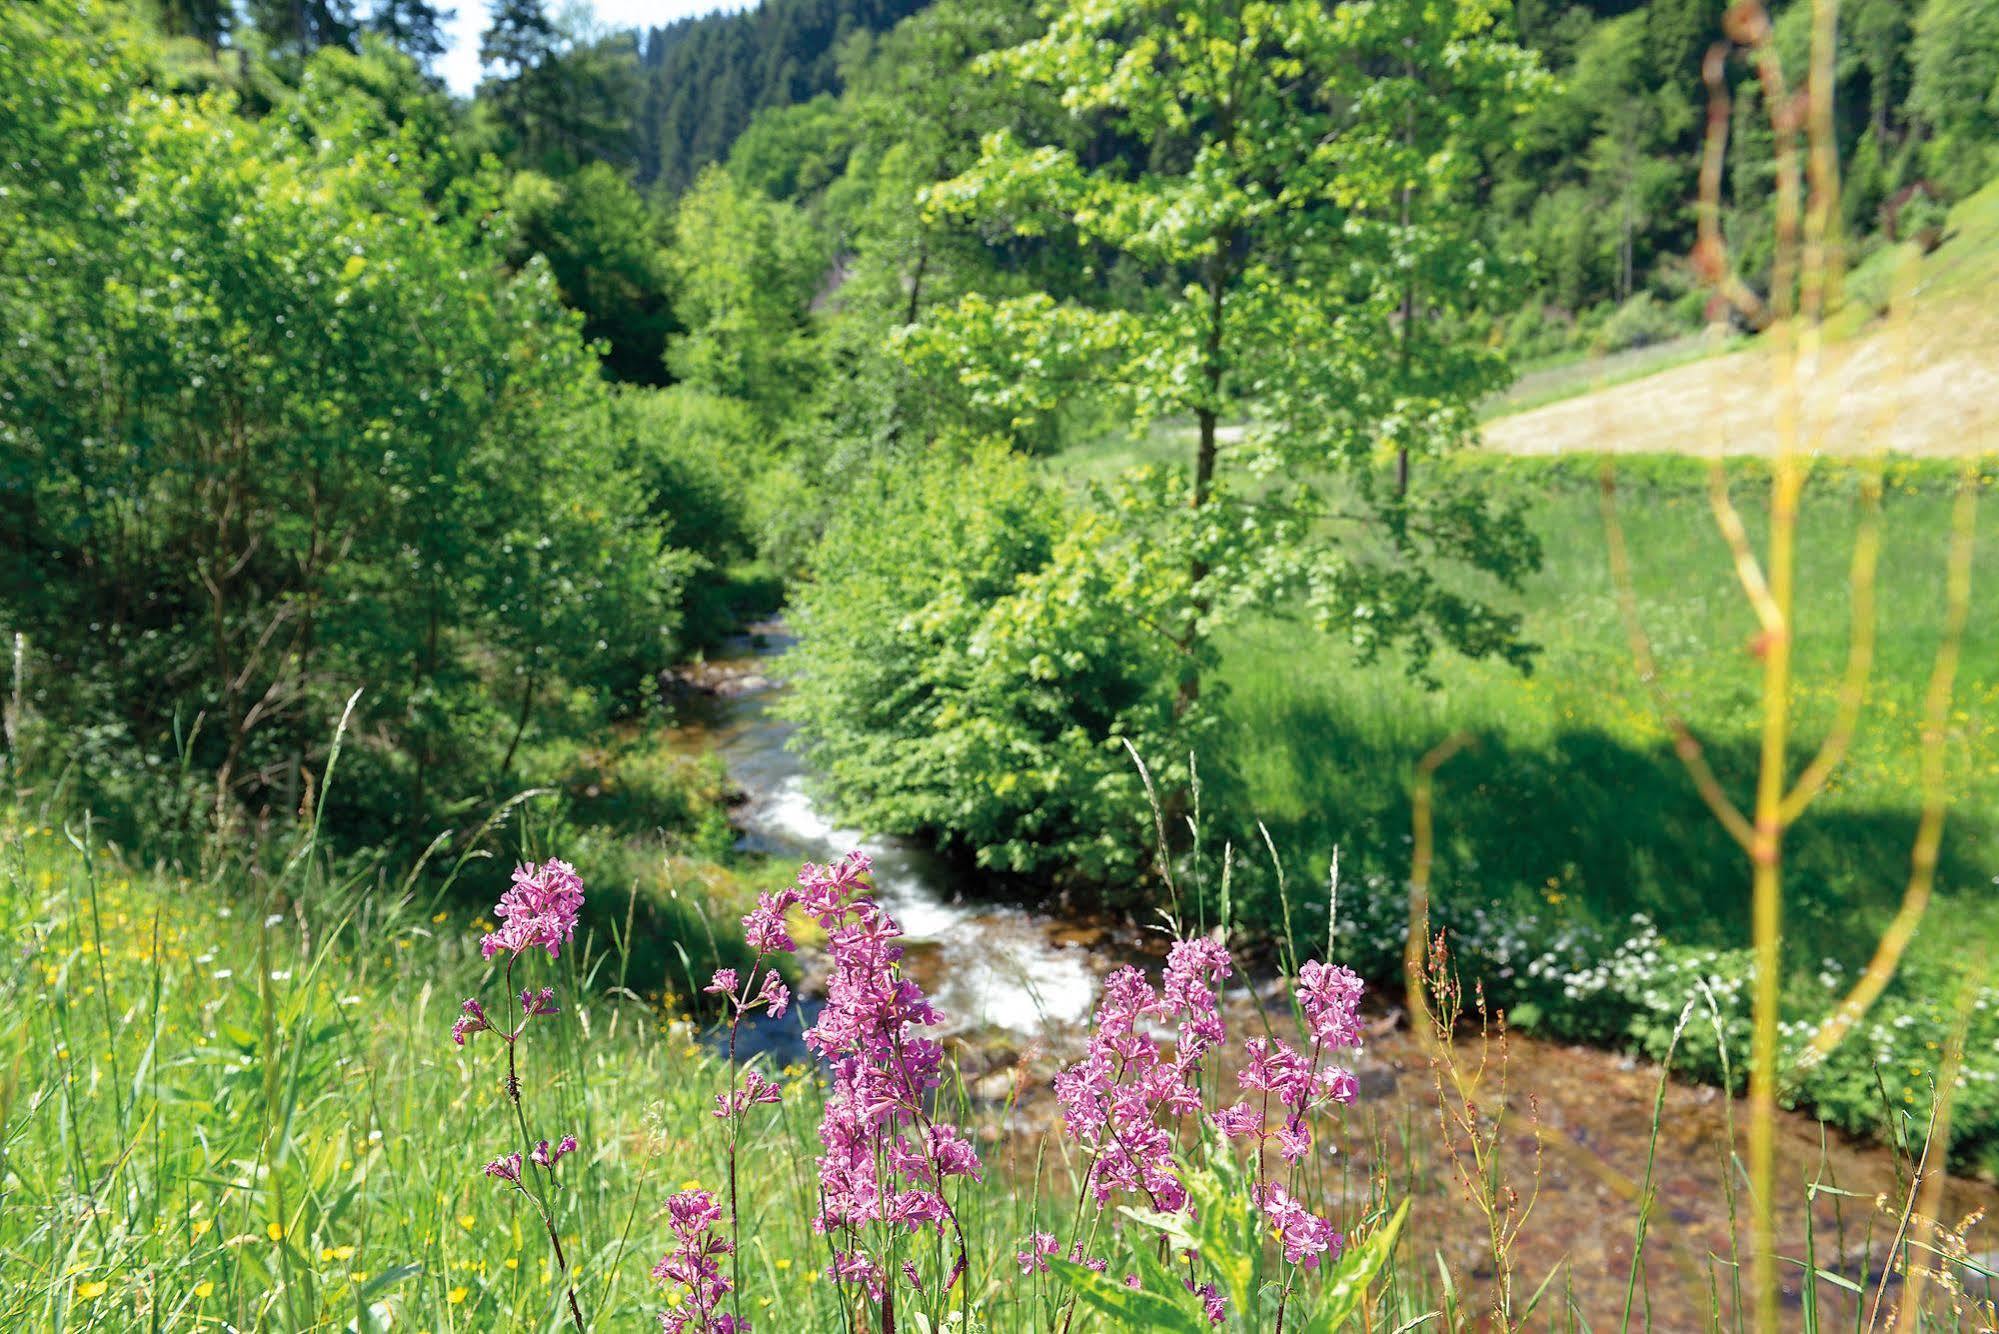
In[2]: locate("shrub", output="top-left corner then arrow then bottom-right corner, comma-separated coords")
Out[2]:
786,440 -> 1213,889
1596,291 -> 1692,353
0,18 -> 686,853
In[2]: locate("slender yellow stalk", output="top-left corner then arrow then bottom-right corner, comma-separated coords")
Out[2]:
1807,469 -> 1980,1065
1599,466 -> 1756,852
1404,731 -> 1471,1044
1888,961 -> 1980,1332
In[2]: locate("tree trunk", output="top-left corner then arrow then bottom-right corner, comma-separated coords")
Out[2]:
498,666 -> 537,782
1177,249 -> 1228,717
902,243 -> 929,327
1398,75 -> 1417,498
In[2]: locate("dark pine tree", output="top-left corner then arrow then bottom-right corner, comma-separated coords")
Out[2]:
367,0 -> 452,69
156,0 -> 231,47
246,0 -> 358,54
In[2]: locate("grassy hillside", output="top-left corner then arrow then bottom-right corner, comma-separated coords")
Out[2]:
1482,177 -> 1999,454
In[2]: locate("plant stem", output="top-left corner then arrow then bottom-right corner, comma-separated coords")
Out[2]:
503,955 -> 587,1332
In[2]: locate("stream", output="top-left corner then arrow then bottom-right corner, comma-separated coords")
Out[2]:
666,623 -> 1999,1328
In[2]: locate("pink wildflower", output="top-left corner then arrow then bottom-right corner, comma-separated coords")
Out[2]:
713,1070 -> 783,1119
741,892 -> 798,955
1053,953 -> 1225,1213
530,1135 -> 578,1169
828,1250 -> 886,1302
792,854 -> 979,1305
1016,1232 -> 1059,1275
1211,1100 -> 1261,1139
1190,1279 -> 1227,1324
1159,934 -> 1232,1062
756,970 -> 789,1019
1240,1036 -> 1315,1110
1296,960 -> 1365,1050
451,997 -> 490,1046
704,968 -> 738,997
653,1189 -> 735,1331
1256,1182 -> 1343,1268
480,859 -> 585,960
520,985 -> 558,1017
482,1152 -> 523,1185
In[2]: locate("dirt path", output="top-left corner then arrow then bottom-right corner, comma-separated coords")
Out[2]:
1483,312 -> 1999,456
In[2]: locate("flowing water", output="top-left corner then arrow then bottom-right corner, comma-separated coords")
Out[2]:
680,626 -> 1104,1045
668,624 -> 1999,1328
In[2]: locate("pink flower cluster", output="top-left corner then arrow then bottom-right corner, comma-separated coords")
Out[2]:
480,858 -> 586,960
531,1135 -> 579,1169
797,854 -> 981,1301
712,1070 -> 781,1120
1015,1231 -> 1106,1276
451,984 -> 564,1048
1213,960 -> 1363,1169
1033,941 -> 1368,1318
1052,934 -> 1232,1212
653,1189 -> 745,1333
453,858 -> 590,1332
1255,1182 -> 1342,1268
734,853 -> 983,1305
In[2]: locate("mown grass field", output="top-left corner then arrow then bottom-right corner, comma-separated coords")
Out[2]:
1483,179 -> 1999,456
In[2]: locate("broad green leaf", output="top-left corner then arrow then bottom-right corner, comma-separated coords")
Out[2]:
1047,1258 -> 1206,1333
1300,1201 -> 1410,1334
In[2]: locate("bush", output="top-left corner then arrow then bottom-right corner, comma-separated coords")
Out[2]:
0,19 -> 691,856
786,440 -> 1214,890
1594,292 -> 1689,353
600,386 -> 777,649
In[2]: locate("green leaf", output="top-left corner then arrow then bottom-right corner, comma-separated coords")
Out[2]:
1300,1201 -> 1409,1334
1047,1258 -> 1206,1333
356,1263 -> 423,1302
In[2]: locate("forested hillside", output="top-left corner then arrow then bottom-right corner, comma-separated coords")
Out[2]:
636,0 -> 930,191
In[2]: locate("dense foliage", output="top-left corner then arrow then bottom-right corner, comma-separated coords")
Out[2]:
0,4 -> 761,895
788,443 -> 1211,884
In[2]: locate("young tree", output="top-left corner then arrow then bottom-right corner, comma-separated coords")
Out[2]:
664,165 -> 825,421
910,0 -> 1548,700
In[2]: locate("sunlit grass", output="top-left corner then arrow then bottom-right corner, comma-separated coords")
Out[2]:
1216,461 -> 1999,977
0,817 -> 1087,1330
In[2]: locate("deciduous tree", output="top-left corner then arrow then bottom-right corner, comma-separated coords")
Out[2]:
911,0 -> 1549,699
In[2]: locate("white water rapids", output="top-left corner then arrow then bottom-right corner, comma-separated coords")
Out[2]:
702,651 -> 1102,1039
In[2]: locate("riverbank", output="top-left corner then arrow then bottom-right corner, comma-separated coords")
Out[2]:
657,622 -> 1999,1323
